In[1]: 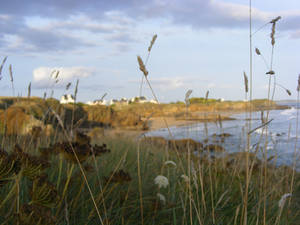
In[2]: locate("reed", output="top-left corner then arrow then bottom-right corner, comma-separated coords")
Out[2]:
0,6 -> 298,224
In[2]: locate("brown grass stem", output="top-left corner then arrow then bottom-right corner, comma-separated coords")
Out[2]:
50,108 -> 104,225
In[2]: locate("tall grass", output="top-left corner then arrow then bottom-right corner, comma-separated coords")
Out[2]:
0,3 -> 299,224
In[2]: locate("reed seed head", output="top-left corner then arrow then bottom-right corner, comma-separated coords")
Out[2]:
54,70 -> 59,79
205,90 -> 209,103
66,82 -> 71,90
185,89 -> 193,106
270,16 -> 281,24
243,71 -> 248,93
0,56 -> 7,80
137,56 -> 148,77
74,79 -> 79,100
148,34 -> 158,52
9,64 -> 13,82
297,74 -> 300,92
28,82 -> 31,98
255,48 -> 261,55
269,16 -> 281,46
266,70 -> 275,75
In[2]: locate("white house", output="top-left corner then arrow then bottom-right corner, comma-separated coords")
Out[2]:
60,94 -> 75,104
93,99 -> 107,105
119,98 -> 129,105
109,99 -> 119,105
149,99 -> 158,104
86,100 -> 107,106
129,96 -> 148,104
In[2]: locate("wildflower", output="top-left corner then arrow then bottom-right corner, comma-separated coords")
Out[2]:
164,160 -> 177,167
278,193 -> 292,209
156,193 -> 166,204
154,175 -> 169,188
181,174 -> 190,183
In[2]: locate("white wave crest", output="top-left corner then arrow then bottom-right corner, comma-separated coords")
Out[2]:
280,107 -> 296,116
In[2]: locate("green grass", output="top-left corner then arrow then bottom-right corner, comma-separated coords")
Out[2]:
0,133 -> 299,224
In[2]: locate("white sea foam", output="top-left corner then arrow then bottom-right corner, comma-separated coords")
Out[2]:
280,107 -> 296,116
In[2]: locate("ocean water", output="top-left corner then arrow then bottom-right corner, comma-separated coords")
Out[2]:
147,102 -> 300,169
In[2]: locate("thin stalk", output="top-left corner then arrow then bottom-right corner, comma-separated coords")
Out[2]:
137,142 -> 144,225
289,90 -> 299,203
56,163 -> 75,216
51,109 -> 104,225
243,1 -> 253,224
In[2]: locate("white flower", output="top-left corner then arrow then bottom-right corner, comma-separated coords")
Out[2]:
154,175 -> 169,189
278,193 -> 292,208
164,160 -> 177,167
156,193 -> 166,204
181,174 -> 190,183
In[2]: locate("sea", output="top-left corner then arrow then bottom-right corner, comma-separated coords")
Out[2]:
146,102 -> 300,170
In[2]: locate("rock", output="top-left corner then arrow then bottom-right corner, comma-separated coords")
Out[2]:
141,137 -> 204,152
169,139 -> 203,152
211,133 -> 232,138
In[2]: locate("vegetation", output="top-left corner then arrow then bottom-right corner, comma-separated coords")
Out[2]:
0,3 -> 299,224
0,132 -> 299,225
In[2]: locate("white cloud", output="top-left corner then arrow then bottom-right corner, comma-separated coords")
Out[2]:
33,66 -> 95,88
212,1 -> 271,22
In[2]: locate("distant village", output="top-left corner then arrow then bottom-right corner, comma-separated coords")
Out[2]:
60,94 -> 158,105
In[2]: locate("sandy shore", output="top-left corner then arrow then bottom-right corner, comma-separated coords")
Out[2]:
103,111 -> 236,139
147,111 -> 235,130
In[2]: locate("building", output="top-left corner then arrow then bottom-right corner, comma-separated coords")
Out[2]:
60,94 -> 75,104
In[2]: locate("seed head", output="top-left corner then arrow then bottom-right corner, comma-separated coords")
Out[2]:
185,89 -> 193,106
28,82 -> 31,98
137,56 -> 148,77
0,56 -> 7,80
255,48 -> 261,55
243,71 -> 248,93
9,64 -> 13,82
205,90 -> 209,103
270,16 -> 281,24
266,70 -> 275,75
297,74 -> 300,92
66,82 -> 71,90
148,34 -> 158,52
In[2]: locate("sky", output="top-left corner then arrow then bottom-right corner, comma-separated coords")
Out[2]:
0,0 -> 299,103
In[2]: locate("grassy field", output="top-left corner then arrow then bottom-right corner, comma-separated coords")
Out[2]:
0,4 -> 299,224
0,130 -> 299,225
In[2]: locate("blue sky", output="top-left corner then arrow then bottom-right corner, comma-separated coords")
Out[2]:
0,0 -> 299,102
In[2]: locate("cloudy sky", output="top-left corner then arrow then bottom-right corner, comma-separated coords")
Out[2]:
0,0 -> 299,102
